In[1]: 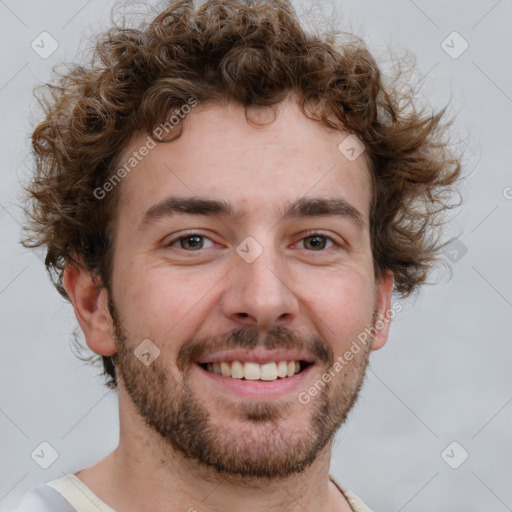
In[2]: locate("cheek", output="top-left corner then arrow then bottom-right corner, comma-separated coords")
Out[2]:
111,258 -> 168,337
112,260 -> 213,353
300,269 -> 375,352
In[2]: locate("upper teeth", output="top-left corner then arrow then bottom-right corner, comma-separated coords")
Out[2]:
205,361 -> 301,381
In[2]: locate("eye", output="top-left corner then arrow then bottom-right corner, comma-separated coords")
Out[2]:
299,233 -> 340,251
165,231 -> 343,253
167,233 -> 215,251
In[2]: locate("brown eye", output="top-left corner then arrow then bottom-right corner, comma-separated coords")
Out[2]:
179,235 -> 204,250
302,234 -> 334,251
167,233 -> 215,251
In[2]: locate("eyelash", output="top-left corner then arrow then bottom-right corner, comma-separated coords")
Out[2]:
166,231 -> 343,252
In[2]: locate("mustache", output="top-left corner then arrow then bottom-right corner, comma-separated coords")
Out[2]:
176,325 -> 334,373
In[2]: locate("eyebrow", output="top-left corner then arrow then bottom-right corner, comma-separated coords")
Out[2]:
139,195 -> 366,229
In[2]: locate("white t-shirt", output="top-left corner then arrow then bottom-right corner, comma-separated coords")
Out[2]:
9,473 -> 373,512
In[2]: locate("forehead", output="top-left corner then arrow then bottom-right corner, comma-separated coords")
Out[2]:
114,98 -> 373,224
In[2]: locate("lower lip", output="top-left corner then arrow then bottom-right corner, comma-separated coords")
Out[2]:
194,363 -> 314,400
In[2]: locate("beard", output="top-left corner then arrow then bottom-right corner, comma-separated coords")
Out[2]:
108,297 -> 374,481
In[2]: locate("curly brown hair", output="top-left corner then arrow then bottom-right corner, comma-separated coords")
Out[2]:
21,0 -> 462,389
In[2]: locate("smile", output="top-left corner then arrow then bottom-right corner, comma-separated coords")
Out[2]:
198,360 -> 312,381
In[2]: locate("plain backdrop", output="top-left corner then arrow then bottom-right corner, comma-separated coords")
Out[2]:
1,1 -> 511,511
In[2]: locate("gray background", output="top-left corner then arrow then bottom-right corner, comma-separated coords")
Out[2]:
1,1 -> 511,511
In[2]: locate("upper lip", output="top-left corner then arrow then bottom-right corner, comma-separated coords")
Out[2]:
195,348 -> 316,365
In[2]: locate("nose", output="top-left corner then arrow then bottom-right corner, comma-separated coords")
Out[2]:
219,241 -> 300,331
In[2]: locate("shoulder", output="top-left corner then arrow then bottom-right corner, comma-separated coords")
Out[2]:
7,482 -> 76,512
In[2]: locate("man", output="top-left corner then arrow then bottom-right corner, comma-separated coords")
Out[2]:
16,0 -> 461,510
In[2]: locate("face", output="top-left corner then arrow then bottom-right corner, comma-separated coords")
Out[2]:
106,97 -> 392,479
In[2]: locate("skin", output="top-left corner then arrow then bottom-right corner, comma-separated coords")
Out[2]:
64,96 -> 394,512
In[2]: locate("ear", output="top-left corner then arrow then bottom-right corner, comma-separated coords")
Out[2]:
370,271 -> 395,351
63,260 -> 116,356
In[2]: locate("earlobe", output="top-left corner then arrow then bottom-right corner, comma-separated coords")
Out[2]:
370,271 -> 395,351
63,261 -> 117,356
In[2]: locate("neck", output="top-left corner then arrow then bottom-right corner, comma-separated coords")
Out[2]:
75,395 -> 353,512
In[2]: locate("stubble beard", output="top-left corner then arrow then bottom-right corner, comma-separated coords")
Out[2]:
109,299 -> 373,480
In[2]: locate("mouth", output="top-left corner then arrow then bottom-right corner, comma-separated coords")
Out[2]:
193,347 -> 317,400
194,358 -> 315,400
197,360 -> 313,381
